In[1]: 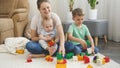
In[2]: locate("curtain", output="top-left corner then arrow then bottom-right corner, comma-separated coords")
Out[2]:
107,0 -> 120,42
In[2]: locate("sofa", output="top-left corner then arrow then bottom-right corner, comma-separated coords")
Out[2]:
0,0 -> 29,44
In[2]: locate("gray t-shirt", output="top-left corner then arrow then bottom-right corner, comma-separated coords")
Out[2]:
30,12 -> 61,34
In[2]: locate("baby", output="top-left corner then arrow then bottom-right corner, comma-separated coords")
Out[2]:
39,18 -> 58,56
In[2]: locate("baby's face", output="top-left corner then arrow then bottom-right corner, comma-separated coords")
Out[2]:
43,20 -> 53,32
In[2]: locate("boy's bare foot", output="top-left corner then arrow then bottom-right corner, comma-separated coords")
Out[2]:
27,54 -> 45,58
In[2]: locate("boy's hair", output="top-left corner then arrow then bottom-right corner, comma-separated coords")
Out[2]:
72,8 -> 84,17
37,0 -> 50,9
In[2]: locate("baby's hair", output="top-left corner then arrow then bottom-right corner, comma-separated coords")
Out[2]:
37,0 -> 50,9
72,8 -> 84,17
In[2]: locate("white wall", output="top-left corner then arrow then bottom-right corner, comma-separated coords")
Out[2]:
28,0 -> 108,22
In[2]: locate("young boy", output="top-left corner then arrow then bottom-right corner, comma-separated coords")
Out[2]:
39,18 -> 58,56
67,8 -> 99,55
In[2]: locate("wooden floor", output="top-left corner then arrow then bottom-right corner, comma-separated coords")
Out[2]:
98,39 -> 120,64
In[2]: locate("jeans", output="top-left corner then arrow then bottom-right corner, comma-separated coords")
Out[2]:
26,41 -> 59,56
64,42 -> 99,55
73,44 -> 99,55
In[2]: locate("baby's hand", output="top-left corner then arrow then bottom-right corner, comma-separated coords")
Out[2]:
47,47 -> 56,56
45,35 -> 52,41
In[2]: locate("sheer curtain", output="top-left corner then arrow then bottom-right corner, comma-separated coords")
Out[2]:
107,0 -> 120,42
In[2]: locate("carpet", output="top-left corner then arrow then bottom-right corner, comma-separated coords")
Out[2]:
0,50 -> 120,68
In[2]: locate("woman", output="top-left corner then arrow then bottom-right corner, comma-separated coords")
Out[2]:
26,0 -> 66,58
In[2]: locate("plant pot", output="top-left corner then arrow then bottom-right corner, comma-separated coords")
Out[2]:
89,9 -> 97,20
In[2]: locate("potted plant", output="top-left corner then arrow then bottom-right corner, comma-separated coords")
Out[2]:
87,0 -> 99,19
69,0 -> 74,12
87,0 -> 98,9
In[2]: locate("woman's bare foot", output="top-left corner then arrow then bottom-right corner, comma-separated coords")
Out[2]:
27,54 -> 45,58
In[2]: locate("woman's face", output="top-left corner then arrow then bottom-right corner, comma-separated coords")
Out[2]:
39,2 -> 51,18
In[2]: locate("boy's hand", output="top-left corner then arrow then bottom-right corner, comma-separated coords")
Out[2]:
91,47 -> 95,55
79,39 -> 87,48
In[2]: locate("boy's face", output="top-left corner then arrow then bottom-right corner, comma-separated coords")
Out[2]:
73,15 -> 84,25
43,20 -> 53,32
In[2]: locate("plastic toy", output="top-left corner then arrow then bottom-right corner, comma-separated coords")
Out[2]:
16,49 -> 24,54
72,56 -> 78,61
83,56 -> 90,64
27,58 -> 32,63
77,55 -> 83,61
56,53 -> 67,68
47,40 -> 55,47
93,56 -> 99,63
104,56 -> 110,63
56,53 -> 67,64
56,64 -> 66,68
65,52 -> 74,59
87,64 -> 93,68
45,55 -> 53,62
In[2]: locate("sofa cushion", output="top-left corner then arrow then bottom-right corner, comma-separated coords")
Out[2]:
0,18 -> 14,32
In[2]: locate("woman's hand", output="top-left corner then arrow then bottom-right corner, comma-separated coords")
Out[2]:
59,44 -> 65,57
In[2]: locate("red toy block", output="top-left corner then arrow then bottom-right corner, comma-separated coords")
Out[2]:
57,59 -> 67,64
27,58 -> 32,63
83,56 -> 90,64
47,40 -> 55,47
45,55 -> 53,62
104,56 -> 110,63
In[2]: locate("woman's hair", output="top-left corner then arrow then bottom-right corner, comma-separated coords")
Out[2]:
72,8 -> 84,17
37,0 -> 50,9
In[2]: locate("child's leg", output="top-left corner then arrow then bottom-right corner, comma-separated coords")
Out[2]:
74,45 -> 82,55
64,41 -> 75,53
94,47 -> 99,54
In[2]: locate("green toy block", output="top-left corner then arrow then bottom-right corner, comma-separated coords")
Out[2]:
80,52 -> 85,56
65,52 -> 74,59
85,51 -> 91,56
57,52 -> 63,60
86,40 -> 91,47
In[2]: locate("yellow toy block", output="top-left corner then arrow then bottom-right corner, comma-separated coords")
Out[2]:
77,55 -> 83,61
102,59 -> 106,64
87,64 -> 93,68
16,49 -> 24,54
56,64 -> 66,68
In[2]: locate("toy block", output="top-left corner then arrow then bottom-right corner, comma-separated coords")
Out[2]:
87,64 -> 93,68
45,55 -> 53,62
48,40 -> 55,47
83,56 -> 90,64
57,59 -> 67,64
102,59 -> 106,64
93,56 -> 99,63
27,58 -> 32,63
65,52 -> 74,59
72,56 -> 78,61
104,56 -> 110,63
56,64 -> 66,68
16,49 -> 24,54
77,55 -> 83,61
96,59 -> 102,65
57,53 -> 63,60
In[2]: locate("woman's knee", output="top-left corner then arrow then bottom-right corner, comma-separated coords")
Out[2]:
26,41 -> 39,50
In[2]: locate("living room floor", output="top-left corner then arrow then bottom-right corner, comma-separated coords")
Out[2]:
98,39 -> 120,64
